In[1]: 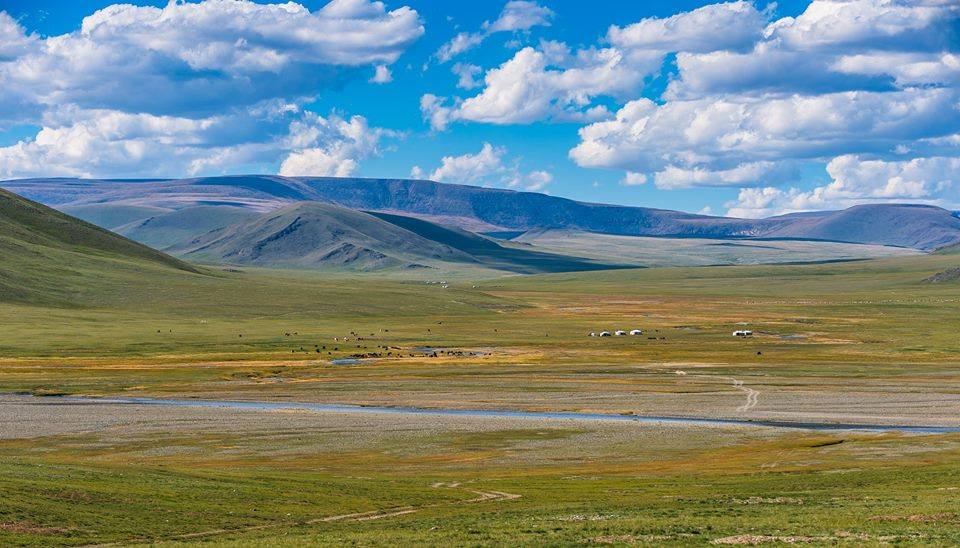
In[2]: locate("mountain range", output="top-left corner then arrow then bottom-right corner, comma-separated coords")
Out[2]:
6,175 -> 960,250
2,175 -> 959,273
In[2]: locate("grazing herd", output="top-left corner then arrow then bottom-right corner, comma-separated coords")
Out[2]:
177,321 -> 758,363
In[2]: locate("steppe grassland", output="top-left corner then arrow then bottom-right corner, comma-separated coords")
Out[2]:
512,230 -> 921,267
0,254 -> 957,421
1,253 -> 960,544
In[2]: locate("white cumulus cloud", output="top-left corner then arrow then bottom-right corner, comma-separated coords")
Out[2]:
0,12 -> 37,61
665,0 -> 959,99
423,44 -> 655,129
370,65 -> 393,83
0,106 -> 395,180
278,113 -> 393,177
621,172 -> 647,186
726,155 -> 960,217
607,1 -> 768,54
427,2 -> 774,131
422,0 -> 960,211
653,162 -> 785,190
571,88 -> 959,182
435,1 -> 554,63
2,0 -> 423,120
0,0 -> 422,179
421,142 -> 552,191
429,142 -> 506,183
570,0 -> 960,206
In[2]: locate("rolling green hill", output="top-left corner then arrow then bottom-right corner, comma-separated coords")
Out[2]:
175,202 -> 617,273
0,188 -> 199,305
175,202 -> 475,270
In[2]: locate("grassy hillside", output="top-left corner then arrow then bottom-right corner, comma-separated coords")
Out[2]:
0,188 -> 199,305
0,194 -> 515,356
173,202 -> 619,274
176,202 -> 475,270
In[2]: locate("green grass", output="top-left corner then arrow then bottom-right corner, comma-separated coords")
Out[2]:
0,457 -> 462,546
0,253 -> 957,405
2,426 -> 959,546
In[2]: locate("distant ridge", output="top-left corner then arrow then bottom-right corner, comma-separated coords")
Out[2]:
761,204 -> 960,250
3,175 -> 960,250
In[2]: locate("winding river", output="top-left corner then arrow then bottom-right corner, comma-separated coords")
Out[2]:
33,394 -> 960,434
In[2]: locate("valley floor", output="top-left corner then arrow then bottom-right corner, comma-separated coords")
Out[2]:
1,254 -> 959,545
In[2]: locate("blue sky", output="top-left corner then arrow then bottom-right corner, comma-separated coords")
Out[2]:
0,0 -> 957,216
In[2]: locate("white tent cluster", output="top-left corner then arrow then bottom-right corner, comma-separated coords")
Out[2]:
589,329 -> 642,337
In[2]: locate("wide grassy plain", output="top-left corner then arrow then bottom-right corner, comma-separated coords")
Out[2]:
512,229 -> 921,267
1,249 -> 960,545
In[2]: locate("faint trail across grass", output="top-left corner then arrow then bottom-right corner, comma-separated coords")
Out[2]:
153,484 -> 519,544
732,378 -> 760,412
